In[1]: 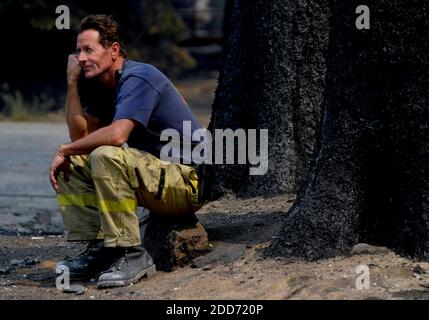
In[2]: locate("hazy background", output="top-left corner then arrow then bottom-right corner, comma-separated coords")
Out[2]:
0,0 -> 226,126
0,0 -> 227,234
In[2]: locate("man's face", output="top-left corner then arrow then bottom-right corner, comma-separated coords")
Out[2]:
76,29 -> 114,79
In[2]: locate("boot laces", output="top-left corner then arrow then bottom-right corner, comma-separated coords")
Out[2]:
100,249 -> 129,274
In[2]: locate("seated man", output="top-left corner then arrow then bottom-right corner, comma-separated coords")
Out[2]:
49,15 -> 204,288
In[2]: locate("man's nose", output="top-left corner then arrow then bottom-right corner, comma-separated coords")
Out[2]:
77,51 -> 87,63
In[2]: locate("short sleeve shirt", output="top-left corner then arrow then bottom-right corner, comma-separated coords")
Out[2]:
82,59 -> 203,162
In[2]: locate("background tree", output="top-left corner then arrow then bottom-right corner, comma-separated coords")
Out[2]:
0,0 -> 196,117
0,0 -> 77,117
271,0 -> 429,260
209,0 -> 329,197
125,0 -> 196,78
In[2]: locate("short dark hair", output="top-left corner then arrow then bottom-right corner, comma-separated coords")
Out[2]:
79,14 -> 126,57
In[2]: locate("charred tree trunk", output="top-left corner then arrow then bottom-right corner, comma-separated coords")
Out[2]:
209,0 -> 329,197
271,0 -> 429,260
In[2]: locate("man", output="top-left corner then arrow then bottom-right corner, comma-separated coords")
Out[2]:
49,15 -> 203,288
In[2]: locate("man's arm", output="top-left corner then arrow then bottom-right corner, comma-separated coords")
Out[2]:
66,78 -> 87,141
66,54 -> 87,141
66,54 -> 103,141
61,119 -> 136,156
49,119 -> 137,192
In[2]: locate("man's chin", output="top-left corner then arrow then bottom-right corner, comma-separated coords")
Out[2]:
83,71 -> 96,79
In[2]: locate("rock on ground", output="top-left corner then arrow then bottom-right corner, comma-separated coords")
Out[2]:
142,214 -> 209,272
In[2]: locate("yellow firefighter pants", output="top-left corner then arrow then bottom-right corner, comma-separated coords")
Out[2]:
56,146 -> 202,247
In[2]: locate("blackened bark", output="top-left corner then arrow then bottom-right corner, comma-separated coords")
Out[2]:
209,0 -> 329,197
271,0 -> 429,260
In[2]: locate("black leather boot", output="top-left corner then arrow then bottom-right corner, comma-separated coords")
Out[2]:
56,240 -> 121,280
96,246 -> 156,288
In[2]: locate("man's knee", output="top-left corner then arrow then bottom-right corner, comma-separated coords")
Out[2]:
89,146 -> 123,176
89,146 -> 120,164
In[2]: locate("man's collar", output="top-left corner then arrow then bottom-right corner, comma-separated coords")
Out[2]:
115,69 -> 123,82
115,59 -> 127,83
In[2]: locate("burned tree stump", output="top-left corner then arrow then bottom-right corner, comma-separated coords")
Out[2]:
142,214 -> 209,271
210,0 -> 329,196
271,1 -> 429,260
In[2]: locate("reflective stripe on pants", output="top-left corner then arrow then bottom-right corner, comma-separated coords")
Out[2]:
56,146 -> 202,247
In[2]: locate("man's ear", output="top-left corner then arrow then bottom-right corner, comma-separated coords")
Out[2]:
111,42 -> 120,59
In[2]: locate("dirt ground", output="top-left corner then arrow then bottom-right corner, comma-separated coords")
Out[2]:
1,75 -> 429,300
1,193 -> 429,300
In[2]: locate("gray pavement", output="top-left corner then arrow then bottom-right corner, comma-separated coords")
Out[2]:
0,122 -> 69,235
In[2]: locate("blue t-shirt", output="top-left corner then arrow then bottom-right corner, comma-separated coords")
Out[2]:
82,59 -> 203,163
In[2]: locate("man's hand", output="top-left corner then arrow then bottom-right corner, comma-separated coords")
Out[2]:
67,54 -> 82,85
49,146 -> 71,193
